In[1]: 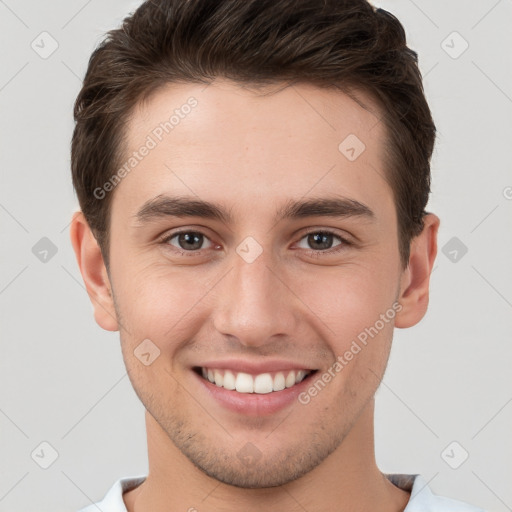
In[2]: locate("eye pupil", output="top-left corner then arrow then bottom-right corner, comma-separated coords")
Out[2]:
308,232 -> 333,250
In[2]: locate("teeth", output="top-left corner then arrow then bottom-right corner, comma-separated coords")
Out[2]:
273,372 -> 286,391
254,373 -> 273,394
223,370 -> 236,390
285,371 -> 295,388
200,368 -> 311,394
214,370 -> 224,387
235,372 -> 254,393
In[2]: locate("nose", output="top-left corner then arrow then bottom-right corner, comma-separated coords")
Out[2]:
211,245 -> 299,348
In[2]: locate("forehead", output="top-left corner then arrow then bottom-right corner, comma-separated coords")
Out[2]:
116,78 -> 394,222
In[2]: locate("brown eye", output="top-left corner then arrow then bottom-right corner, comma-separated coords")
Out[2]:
164,231 -> 214,252
308,232 -> 336,250
297,231 -> 344,251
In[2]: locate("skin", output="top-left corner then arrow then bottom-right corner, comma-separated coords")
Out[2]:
70,78 -> 439,512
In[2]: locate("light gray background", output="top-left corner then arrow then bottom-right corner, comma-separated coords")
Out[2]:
1,1 -> 511,511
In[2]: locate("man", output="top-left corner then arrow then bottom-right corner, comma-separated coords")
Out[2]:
70,0 -> 485,510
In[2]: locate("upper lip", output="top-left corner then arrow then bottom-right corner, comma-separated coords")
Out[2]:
193,359 -> 316,375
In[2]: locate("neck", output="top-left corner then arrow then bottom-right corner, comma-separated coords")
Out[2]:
124,399 -> 410,512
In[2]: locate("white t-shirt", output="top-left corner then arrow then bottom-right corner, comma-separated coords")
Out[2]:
77,473 -> 486,511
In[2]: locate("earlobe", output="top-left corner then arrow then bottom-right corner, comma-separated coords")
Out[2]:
395,213 -> 440,329
69,211 -> 119,332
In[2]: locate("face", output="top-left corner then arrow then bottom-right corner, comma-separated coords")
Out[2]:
105,79 -> 405,487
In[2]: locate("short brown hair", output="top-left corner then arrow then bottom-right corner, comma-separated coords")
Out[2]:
71,0 -> 436,270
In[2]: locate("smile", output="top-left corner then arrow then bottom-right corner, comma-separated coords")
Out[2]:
197,367 -> 315,394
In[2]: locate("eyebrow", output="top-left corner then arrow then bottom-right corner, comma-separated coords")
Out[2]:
134,194 -> 375,226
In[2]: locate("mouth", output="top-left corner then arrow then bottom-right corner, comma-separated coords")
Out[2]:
193,366 -> 318,394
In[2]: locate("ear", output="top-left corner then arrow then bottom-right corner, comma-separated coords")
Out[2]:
69,210 -> 119,331
395,213 -> 440,328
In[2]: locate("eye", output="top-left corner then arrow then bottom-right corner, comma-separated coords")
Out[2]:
295,230 -> 350,255
161,230 -> 215,253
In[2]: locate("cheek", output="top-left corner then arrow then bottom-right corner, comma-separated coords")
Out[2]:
114,264 -> 207,401
293,262 -> 399,349
112,260 -> 215,341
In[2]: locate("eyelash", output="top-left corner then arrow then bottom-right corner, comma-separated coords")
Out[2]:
157,229 -> 353,258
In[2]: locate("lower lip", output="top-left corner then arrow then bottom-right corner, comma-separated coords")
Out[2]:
193,370 -> 316,416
